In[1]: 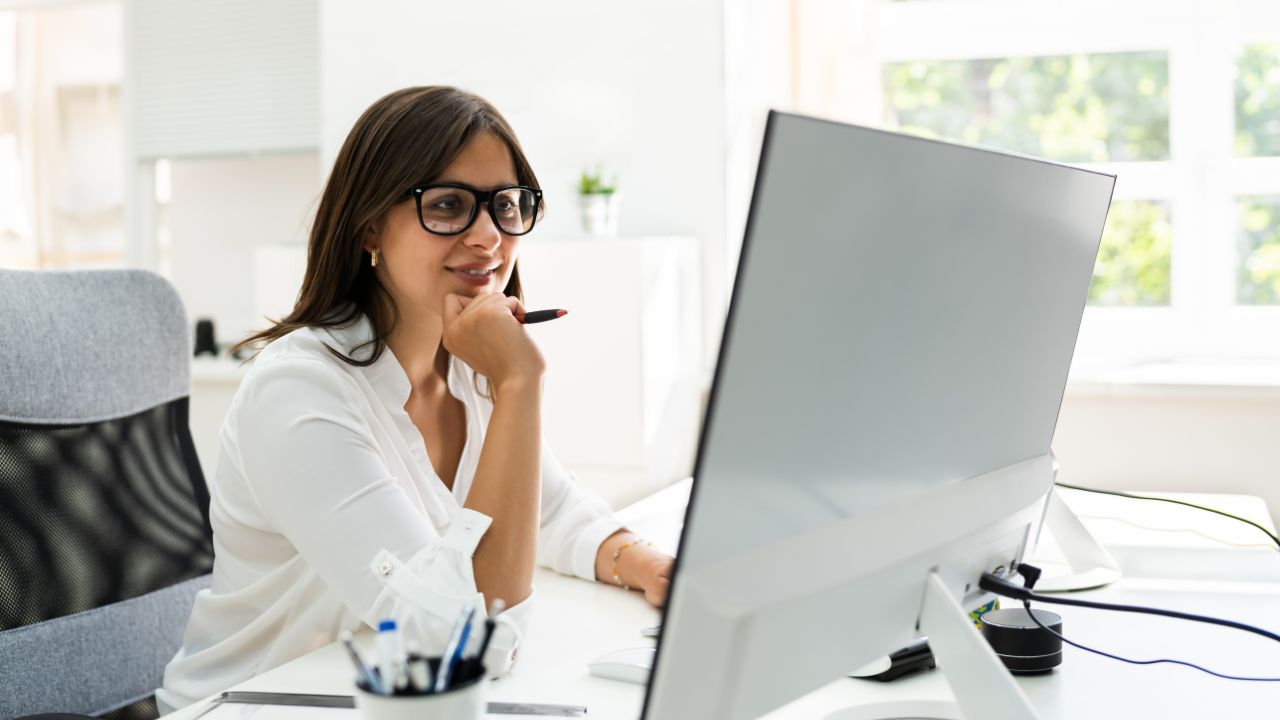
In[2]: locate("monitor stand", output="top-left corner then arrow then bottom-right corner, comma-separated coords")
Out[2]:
1031,488 -> 1123,592
824,572 -> 1040,720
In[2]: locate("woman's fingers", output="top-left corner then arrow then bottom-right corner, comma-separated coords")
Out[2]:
442,293 -> 471,324
645,576 -> 670,608
441,291 -> 546,389
501,294 -> 528,319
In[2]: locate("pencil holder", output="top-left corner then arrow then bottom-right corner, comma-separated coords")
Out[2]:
354,655 -> 488,720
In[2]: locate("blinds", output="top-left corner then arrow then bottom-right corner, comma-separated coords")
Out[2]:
129,0 -> 318,159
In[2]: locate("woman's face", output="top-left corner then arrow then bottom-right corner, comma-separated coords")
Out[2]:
371,131 -> 524,319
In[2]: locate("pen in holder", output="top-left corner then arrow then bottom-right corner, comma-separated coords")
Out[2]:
354,654 -> 488,720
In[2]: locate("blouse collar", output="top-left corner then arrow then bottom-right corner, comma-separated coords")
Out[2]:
320,311 -> 472,411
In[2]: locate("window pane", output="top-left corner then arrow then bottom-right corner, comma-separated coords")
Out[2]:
1089,199 -> 1172,306
884,52 -> 1170,163
1238,195 -> 1280,305
1235,43 -> 1280,157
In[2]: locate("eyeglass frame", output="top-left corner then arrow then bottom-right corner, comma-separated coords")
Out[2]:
403,182 -> 545,237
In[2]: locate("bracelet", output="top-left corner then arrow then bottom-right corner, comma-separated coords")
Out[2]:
611,538 -> 653,590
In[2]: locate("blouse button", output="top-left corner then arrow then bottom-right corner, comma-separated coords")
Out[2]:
378,561 -> 393,576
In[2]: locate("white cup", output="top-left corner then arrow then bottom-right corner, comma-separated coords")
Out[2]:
354,657 -> 488,720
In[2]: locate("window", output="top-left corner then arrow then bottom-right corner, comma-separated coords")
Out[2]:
0,3 -> 123,271
1238,194 -> 1280,304
792,0 -> 1280,367
883,51 -> 1171,305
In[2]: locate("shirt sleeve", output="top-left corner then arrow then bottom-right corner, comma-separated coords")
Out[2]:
535,441 -> 625,581
234,358 -> 525,675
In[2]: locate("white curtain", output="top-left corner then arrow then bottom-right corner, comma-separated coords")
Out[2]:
0,2 -> 123,270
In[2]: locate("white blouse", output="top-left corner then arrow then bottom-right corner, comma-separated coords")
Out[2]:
157,315 -> 622,711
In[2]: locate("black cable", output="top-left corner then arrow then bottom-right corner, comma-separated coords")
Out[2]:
979,573 -> 1280,644
1019,599 -> 1280,682
1054,481 -> 1280,552
980,568 -> 1280,682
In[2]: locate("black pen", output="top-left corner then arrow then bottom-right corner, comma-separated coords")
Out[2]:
466,598 -> 505,677
515,309 -> 567,324
339,631 -> 380,693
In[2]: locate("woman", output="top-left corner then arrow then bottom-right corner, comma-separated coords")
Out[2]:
158,86 -> 674,711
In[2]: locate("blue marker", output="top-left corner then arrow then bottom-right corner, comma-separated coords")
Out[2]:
435,605 -> 477,692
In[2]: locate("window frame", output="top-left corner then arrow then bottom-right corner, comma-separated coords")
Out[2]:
819,0 -> 1280,370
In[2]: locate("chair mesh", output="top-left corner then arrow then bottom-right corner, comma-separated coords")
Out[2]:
100,696 -> 158,720
0,400 -> 213,630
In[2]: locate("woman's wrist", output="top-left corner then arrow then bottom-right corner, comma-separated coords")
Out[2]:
615,540 -> 662,590
609,535 -> 650,586
491,374 -> 543,403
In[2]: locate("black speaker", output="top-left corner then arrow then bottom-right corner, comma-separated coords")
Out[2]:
194,318 -> 218,357
981,607 -> 1063,673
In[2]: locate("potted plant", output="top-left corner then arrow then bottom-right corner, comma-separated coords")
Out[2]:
578,165 -> 620,237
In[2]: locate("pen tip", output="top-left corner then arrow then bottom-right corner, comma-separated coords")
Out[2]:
556,309 -> 567,317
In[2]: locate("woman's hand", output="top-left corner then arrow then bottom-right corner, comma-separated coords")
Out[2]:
634,551 -> 673,608
598,532 -> 675,608
442,291 -> 546,394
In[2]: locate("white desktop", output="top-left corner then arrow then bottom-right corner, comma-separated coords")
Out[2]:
644,112 -> 1115,720
160,480 -> 1280,720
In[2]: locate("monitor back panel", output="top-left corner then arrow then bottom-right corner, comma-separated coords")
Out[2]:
679,113 -> 1115,572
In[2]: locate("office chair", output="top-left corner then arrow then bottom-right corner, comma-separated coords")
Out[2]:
0,269 -> 215,719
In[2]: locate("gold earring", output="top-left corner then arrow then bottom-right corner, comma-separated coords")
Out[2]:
371,249 -> 379,268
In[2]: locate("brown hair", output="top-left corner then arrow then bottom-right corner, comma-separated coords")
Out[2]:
233,86 -> 541,365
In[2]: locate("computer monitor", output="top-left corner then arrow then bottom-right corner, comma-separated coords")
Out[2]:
643,112 -> 1115,720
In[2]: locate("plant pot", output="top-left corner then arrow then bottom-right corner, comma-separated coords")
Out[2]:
580,192 -> 621,237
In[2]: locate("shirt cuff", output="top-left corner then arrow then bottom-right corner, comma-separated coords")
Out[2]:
441,508 -> 493,556
571,515 -> 626,582
481,587 -> 535,676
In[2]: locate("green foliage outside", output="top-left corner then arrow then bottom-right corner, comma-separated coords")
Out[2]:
1091,200 -> 1172,306
1238,196 -> 1280,304
882,51 -> 1172,306
1235,43 -> 1280,157
884,52 -> 1169,163
1235,45 -> 1280,303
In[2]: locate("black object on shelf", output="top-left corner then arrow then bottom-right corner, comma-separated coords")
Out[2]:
194,318 -> 218,357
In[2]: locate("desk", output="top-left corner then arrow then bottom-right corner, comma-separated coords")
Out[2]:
164,483 -> 1280,720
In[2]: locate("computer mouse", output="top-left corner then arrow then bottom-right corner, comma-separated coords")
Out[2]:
587,646 -> 656,684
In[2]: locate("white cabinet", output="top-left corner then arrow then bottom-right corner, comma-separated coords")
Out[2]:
517,236 -> 703,508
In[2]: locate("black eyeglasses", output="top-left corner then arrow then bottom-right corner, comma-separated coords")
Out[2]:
404,183 -> 544,237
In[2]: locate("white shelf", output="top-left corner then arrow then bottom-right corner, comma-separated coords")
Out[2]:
1067,357 -> 1280,397
191,356 -> 250,384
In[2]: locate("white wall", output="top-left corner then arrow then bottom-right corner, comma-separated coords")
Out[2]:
319,0 -> 728,362
723,0 -> 792,295
167,153 -> 322,343
1054,388 -> 1280,519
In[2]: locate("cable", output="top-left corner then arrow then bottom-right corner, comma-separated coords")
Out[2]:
1054,481 -> 1280,552
979,565 -> 1280,682
1075,509 -> 1280,548
1019,598 -> 1280,682
979,572 -> 1280,644
1075,513 -> 1276,550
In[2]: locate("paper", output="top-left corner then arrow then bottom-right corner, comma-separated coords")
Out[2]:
197,701 -> 577,719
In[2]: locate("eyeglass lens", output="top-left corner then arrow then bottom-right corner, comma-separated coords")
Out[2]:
419,186 -> 537,235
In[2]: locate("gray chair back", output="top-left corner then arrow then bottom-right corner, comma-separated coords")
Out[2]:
0,269 -> 214,718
